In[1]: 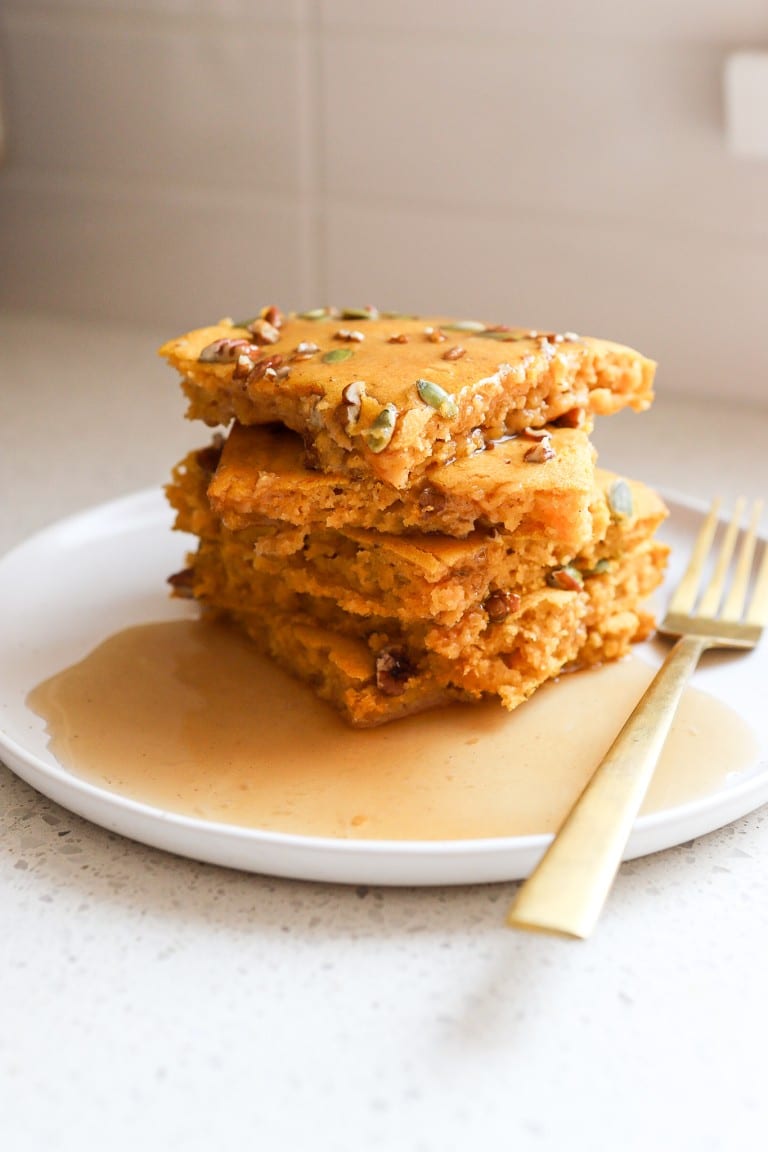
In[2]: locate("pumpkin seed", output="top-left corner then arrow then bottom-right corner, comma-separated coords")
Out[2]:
477,330 -> 528,342
416,378 -> 458,419
299,308 -> 330,320
607,479 -> 634,520
546,565 -> 584,592
322,348 -> 354,364
441,320 -> 486,333
341,306 -> 379,320
580,558 -> 612,578
362,404 -> 398,453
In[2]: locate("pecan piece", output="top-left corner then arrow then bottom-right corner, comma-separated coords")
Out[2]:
262,304 -> 284,330
246,354 -> 284,385
340,380 -> 366,431
524,436 -> 556,463
167,568 -> 196,598
232,351 -> 257,380
483,590 -> 521,624
375,648 -> 415,696
417,485 -> 446,513
293,341 -> 320,361
247,317 -> 280,345
198,337 -> 255,364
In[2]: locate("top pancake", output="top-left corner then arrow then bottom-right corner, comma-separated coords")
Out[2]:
159,307 -> 655,489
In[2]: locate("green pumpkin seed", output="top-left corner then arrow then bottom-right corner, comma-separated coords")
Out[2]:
608,479 -> 634,520
341,306 -> 379,320
416,378 -> 458,419
478,330 -> 528,342
580,558 -> 612,578
322,348 -> 354,364
299,308 -> 330,320
362,404 -> 398,453
546,565 -> 584,592
441,320 -> 486,333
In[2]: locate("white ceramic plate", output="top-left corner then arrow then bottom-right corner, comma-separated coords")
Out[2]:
0,489 -> 766,886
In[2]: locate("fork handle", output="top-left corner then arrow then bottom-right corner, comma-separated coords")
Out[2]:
507,634 -> 710,939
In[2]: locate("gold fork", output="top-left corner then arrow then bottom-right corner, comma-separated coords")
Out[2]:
507,497 -> 768,940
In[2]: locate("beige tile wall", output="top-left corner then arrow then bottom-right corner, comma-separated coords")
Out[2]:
1,0 -> 767,403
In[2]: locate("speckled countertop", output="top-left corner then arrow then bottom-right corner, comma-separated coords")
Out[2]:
2,311 -> 768,1152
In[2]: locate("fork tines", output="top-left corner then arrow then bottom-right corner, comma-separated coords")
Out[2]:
669,498 -> 768,625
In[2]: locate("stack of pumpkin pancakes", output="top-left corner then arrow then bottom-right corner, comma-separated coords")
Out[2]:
161,307 -> 668,727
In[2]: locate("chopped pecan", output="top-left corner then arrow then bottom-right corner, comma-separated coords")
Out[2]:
167,568 -> 196,598
246,354 -> 284,385
198,337 -> 255,364
340,380 -> 366,431
375,647 -> 415,696
293,341 -> 320,360
232,351 -> 257,380
417,485 -> 446,513
262,305 -> 283,330
524,437 -> 556,463
483,590 -> 521,624
247,317 -> 280,345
